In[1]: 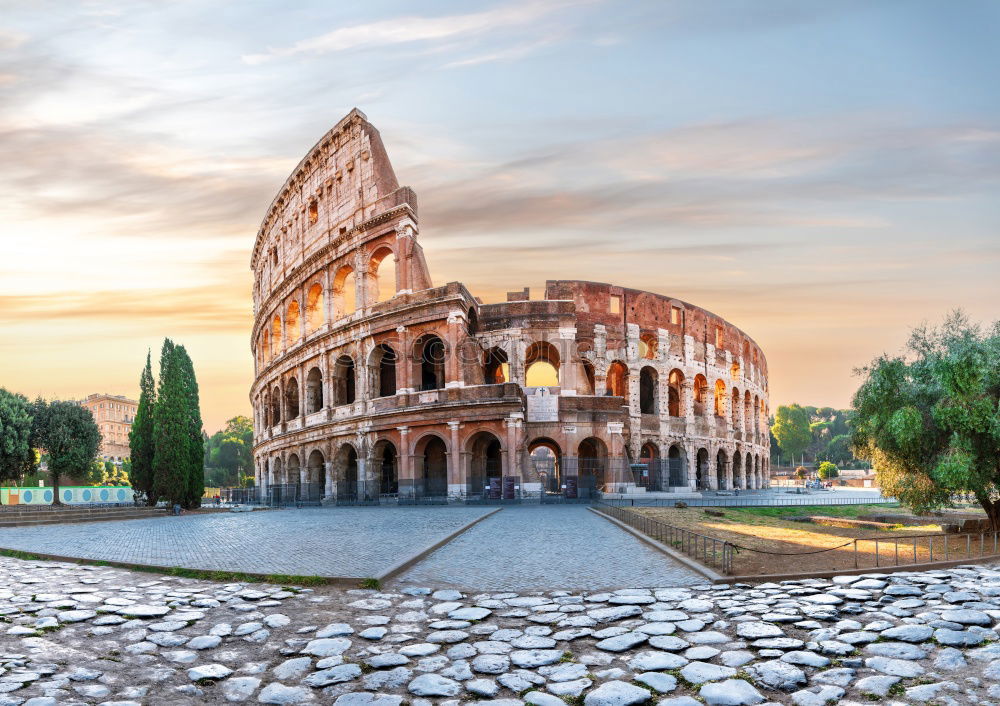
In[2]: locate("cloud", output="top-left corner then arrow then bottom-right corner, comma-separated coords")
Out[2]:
242,0 -> 591,64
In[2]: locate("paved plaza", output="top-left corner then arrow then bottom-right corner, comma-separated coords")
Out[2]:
3,555 -> 1000,705
0,507 -> 493,579
391,505 -> 702,591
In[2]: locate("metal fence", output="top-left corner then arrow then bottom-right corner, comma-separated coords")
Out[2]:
266,483 -> 323,507
602,493 -> 894,509
594,501 -> 734,573
397,478 -> 449,505
848,531 -> 1000,570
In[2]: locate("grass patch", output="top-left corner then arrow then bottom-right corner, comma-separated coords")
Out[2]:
887,682 -> 905,697
561,696 -> 584,706
734,503 -> 903,520
360,578 -> 381,590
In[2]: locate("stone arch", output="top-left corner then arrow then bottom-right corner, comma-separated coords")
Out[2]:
307,449 -> 326,490
695,447 -> 709,490
753,394 -> 761,435
372,439 -> 398,496
370,344 -> 397,397
271,456 -> 282,486
745,452 -> 754,489
667,444 -> 687,487
714,379 -> 727,417
413,333 -> 446,391
639,366 -> 658,414
306,282 -> 324,333
271,314 -> 282,357
483,346 -> 508,385
466,307 -> 479,336
577,437 -> 607,492
529,437 -> 563,495
413,434 -> 449,498
606,360 -> 628,397
693,374 -> 708,416
333,354 -> 356,405
744,390 -> 752,435
270,385 -> 282,425
286,453 -> 301,485
287,299 -> 301,344
732,449 -> 742,489
368,245 -> 397,303
581,360 -> 596,395
306,367 -> 323,413
730,361 -> 740,381
284,377 -> 299,420
466,430 -> 504,497
333,443 -> 359,500
525,341 -> 560,387
731,387 -> 740,428
716,448 -> 728,489
668,369 -> 684,417
261,330 -> 270,364
333,265 -> 356,318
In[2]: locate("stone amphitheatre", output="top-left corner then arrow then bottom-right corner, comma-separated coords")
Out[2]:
249,109 -> 771,504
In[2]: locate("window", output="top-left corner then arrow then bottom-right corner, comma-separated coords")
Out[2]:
715,326 -> 724,349
308,200 -> 318,224
609,295 -> 621,314
671,306 -> 682,326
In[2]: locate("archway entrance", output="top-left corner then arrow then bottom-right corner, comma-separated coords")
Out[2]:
307,450 -> 326,502
732,450 -> 742,489
466,431 -> 505,500
527,438 -> 562,500
667,445 -> 687,487
372,440 -> 397,498
716,449 -> 728,490
334,444 -> 359,504
696,448 -> 709,490
639,442 -> 661,491
413,436 -> 448,501
576,437 -> 607,499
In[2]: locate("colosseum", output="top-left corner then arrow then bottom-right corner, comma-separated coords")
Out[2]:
250,109 -> 770,504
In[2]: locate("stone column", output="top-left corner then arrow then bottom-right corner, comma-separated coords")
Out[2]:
323,266 -> 333,329
448,421 -> 461,492
445,311 -> 464,388
398,427 -> 412,495
324,461 -> 334,497
299,363 -> 307,420
559,328 -> 578,394
396,326 -> 412,393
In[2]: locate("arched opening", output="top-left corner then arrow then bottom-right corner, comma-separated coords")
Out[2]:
753,395 -> 761,434
667,445 -> 687,487
333,265 -> 356,318
286,453 -> 301,486
271,315 -> 282,358
369,246 -> 396,303
529,438 -> 563,496
466,307 -> 479,336
467,431 -> 503,498
639,366 -> 658,414
415,436 -> 448,498
693,374 -> 708,416
270,456 -> 282,487
414,334 -> 446,391
730,361 -> 740,382
333,355 -> 356,405
745,453 -> 754,489
307,450 -> 325,495
581,360 -> 596,395
270,386 -> 281,425
286,300 -> 300,344
577,437 -> 607,495
284,378 -> 299,419
606,361 -> 628,397
639,441 -> 660,491
732,387 -> 740,429
306,283 -> 324,333
639,333 -> 657,360
334,444 -> 359,502
372,344 -> 397,397
483,347 -> 508,385
306,367 -> 323,413
372,440 -> 398,496
668,369 -> 684,417
525,341 -> 560,386
744,391 -> 752,435
696,448 -> 709,490
261,330 -> 270,364
716,449 -> 728,490
714,380 -> 726,417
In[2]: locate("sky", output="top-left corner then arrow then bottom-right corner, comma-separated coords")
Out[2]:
1,0 -> 998,432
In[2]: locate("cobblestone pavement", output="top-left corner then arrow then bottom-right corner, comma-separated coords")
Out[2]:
0,507 -> 491,579
4,556 -> 1000,705
391,506 -> 703,591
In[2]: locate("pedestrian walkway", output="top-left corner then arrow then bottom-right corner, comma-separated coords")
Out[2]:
390,505 -> 703,591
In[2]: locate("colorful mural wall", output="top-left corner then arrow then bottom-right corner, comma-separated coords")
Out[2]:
0,486 -> 135,506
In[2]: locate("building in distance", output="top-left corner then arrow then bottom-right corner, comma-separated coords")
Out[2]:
79,393 -> 137,464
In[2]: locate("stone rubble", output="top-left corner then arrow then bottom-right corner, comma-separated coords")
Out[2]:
6,557 -> 1000,704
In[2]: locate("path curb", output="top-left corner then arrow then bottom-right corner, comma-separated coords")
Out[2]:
588,506 -> 723,582
376,507 -> 502,584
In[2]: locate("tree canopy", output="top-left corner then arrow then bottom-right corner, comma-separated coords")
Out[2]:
30,399 -> 100,503
770,404 -> 812,460
128,351 -> 157,504
852,311 -> 1000,525
0,388 -> 35,483
204,415 -> 254,488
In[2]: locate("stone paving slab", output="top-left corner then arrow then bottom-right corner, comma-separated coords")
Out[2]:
0,507 -> 493,578
391,505 -> 703,591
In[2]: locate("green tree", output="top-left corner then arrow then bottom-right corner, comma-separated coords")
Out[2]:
817,461 -> 839,479
821,434 -> 854,466
203,415 -> 254,488
852,311 -> 1000,526
0,387 -> 36,483
152,339 -> 188,506
129,351 -> 157,504
31,400 -> 100,504
771,404 -> 812,462
174,345 -> 205,509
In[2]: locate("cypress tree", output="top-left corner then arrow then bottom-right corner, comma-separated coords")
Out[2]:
174,345 -> 205,508
128,351 -> 157,504
152,338 -> 188,506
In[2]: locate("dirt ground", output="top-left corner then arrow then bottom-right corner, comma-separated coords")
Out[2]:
634,504 -> 998,576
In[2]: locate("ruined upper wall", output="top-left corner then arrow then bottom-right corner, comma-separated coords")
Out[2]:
250,109 -> 412,272
544,280 -> 767,375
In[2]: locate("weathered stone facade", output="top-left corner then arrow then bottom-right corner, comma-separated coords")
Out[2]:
79,393 -> 137,463
250,109 -> 769,500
